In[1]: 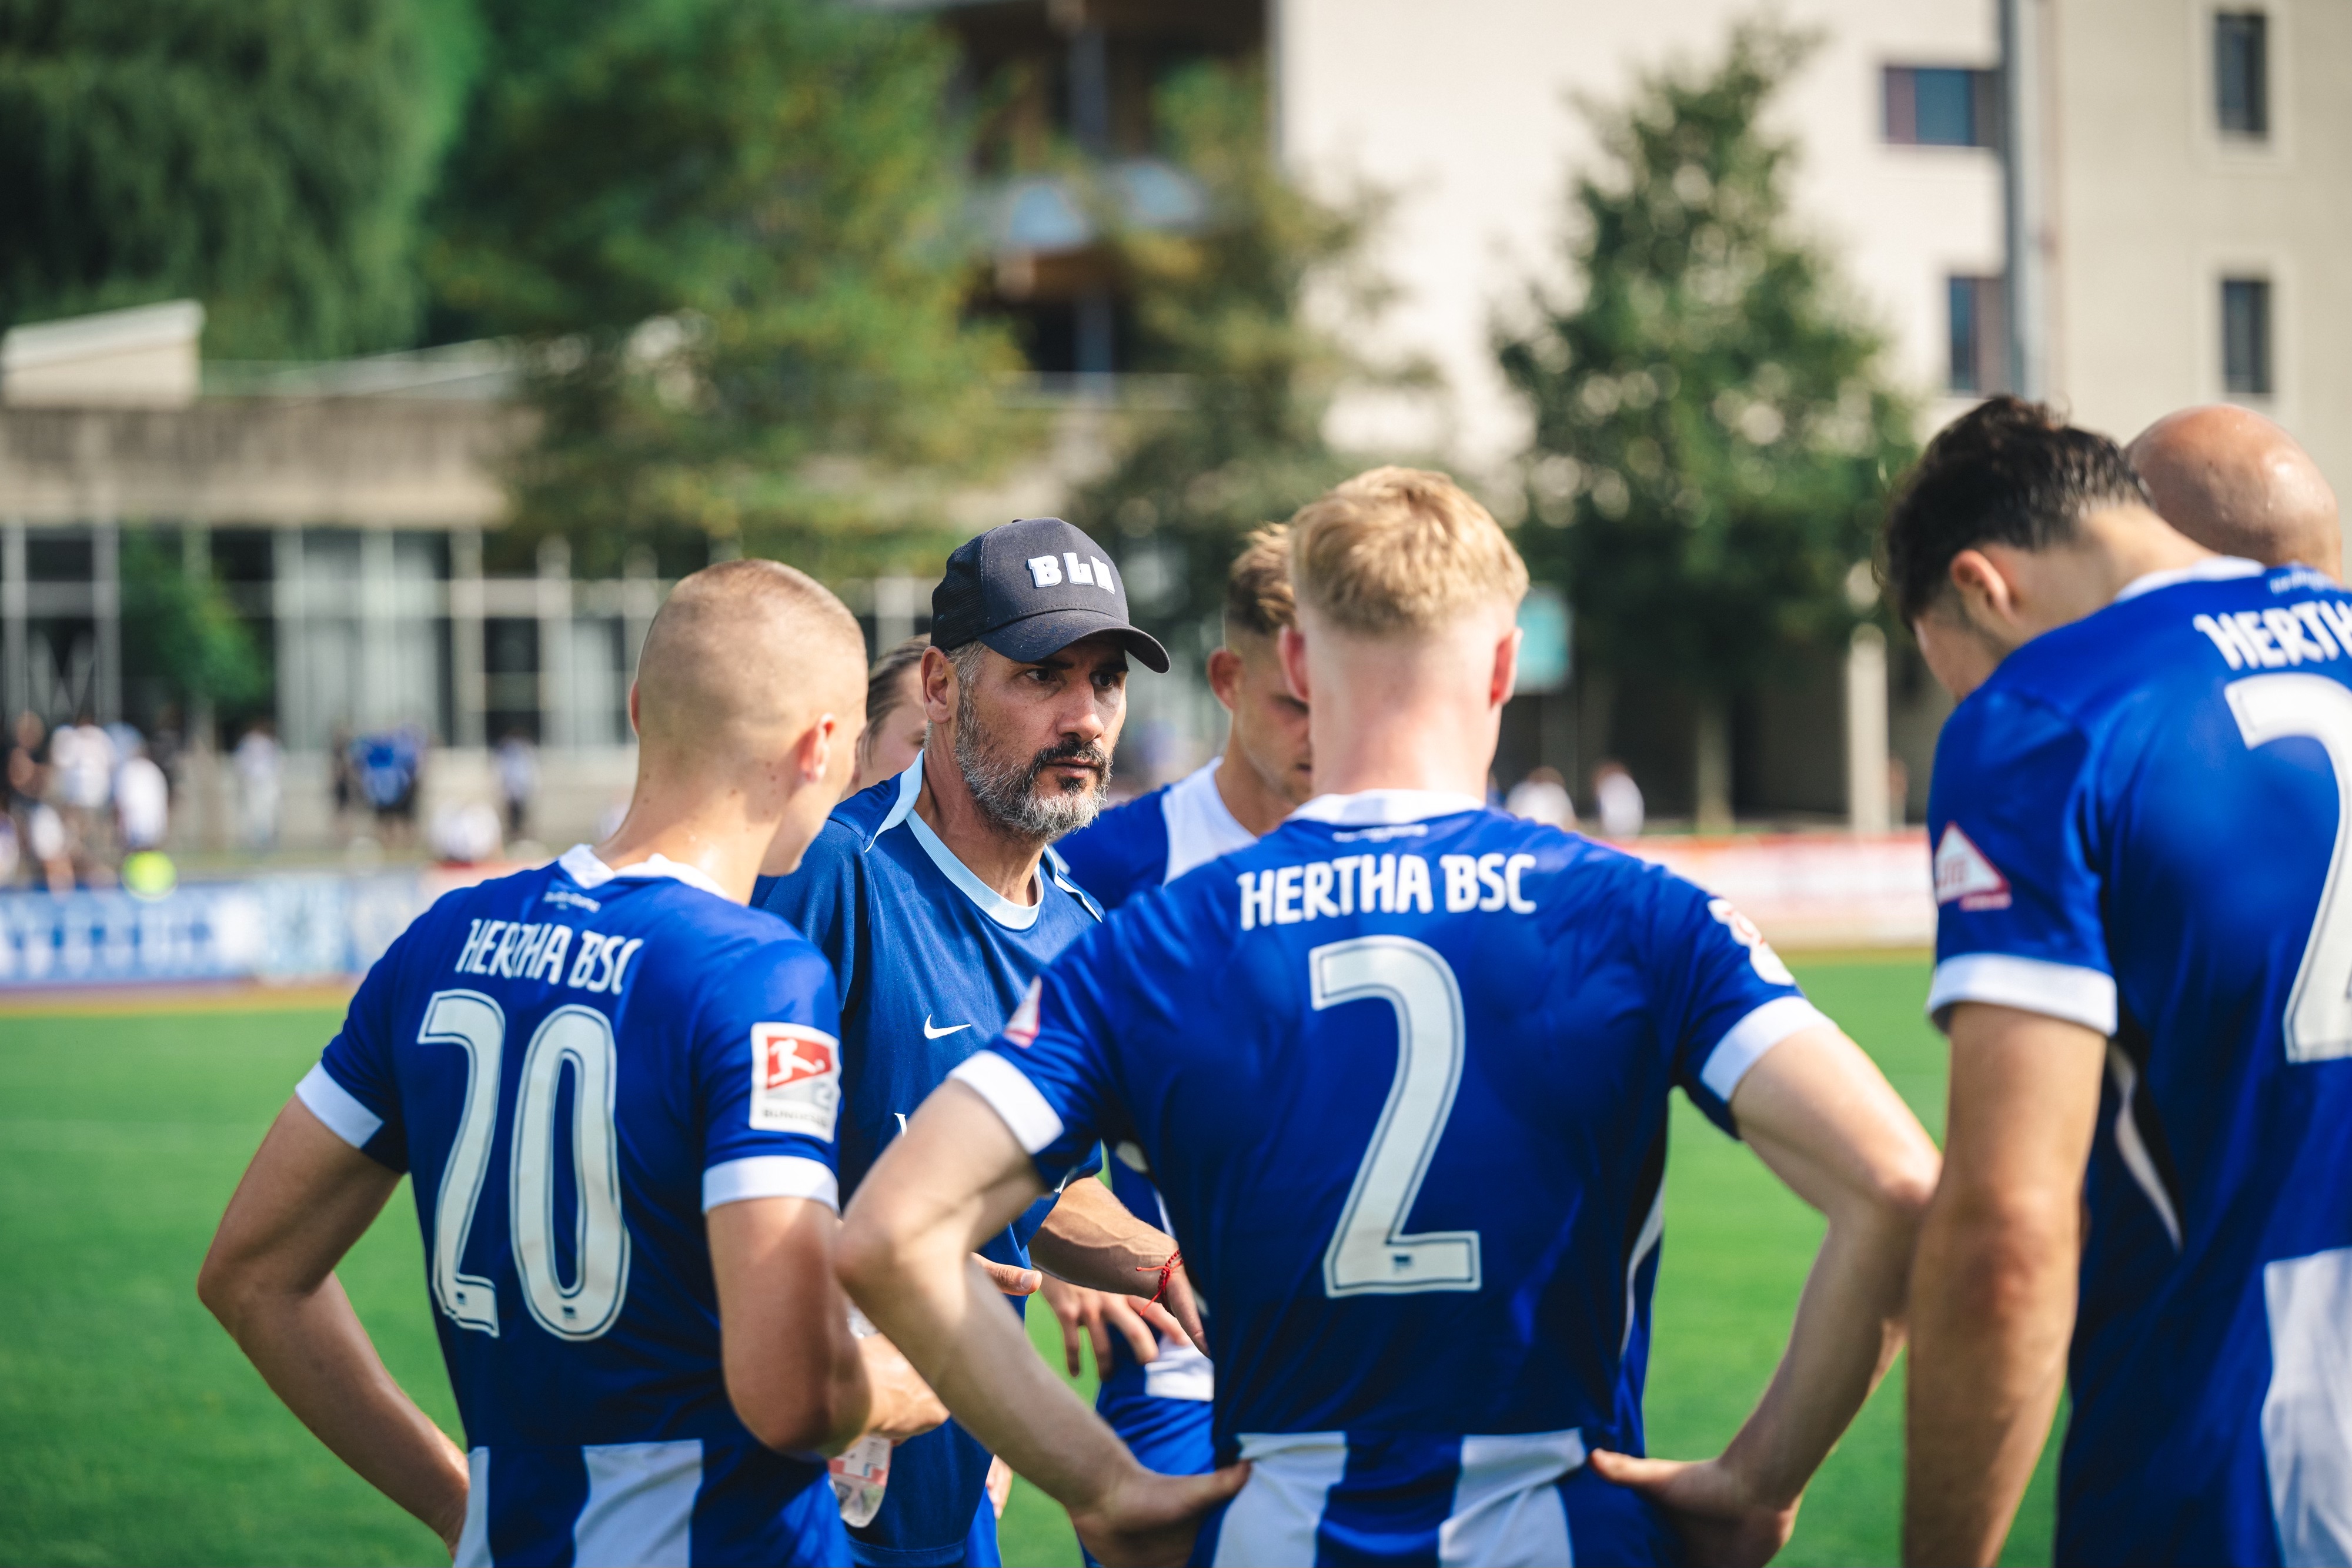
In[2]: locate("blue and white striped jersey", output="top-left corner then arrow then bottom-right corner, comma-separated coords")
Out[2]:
953,791 -> 1828,1566
302,845 -> 849,1568
1929,557 -> 2352,1566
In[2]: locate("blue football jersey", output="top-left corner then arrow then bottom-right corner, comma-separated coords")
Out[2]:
298,845 -> 851,1568
754,755 -> 1104,1567
950,790 -> 1828,1566
1927,557 -> 2352,1567
1056,760 -> 1255,1451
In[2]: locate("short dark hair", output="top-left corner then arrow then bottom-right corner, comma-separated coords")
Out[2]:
1882,396 -> 2149,621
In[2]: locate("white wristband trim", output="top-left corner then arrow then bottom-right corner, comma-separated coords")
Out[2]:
296,1062 -> 385,1149
1928,953 -> 2118,1036
1700,996 -> 1831,1102
948,1051 -> 1067,1155
702,1155 -> 840,1213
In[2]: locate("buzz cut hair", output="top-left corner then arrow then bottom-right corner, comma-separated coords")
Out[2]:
1223,525 -> 1297,643
1287,466 -> 1529,636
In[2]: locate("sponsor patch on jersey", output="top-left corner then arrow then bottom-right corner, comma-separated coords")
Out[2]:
750,1023 -> 841,1138
1003,978 -> 1043,1048
1708,898 -> 1796,985
1933,824 -> 2013,911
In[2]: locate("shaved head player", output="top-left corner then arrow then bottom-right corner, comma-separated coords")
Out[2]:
2129,404 -> 2341,579
201,561 -> 941,1566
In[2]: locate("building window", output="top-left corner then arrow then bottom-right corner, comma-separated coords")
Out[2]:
2214,11 -> 2270,139
1947,276 -> 2010,394
2222,278 -> 2273,396
1885,67 -> 2000,148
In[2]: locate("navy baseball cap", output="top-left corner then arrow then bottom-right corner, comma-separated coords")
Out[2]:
930,517 -> 1170,673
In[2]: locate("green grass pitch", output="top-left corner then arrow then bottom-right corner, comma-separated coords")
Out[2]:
0,959 -> 2056,1566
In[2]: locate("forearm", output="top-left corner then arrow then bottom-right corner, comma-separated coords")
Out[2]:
1903,1199 -> 2076,1566
215,1272 -> 468,1540
849,1237 -> 1139,1509
1722,1198 -> 1913,1505
1031,1178 -> 1177,1295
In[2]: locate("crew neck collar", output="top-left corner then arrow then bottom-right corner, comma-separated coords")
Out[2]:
557,843 -> 733,901
875,751 -> 1045,930
2113,554 -> 2265,603
1289,789 -> 1488,826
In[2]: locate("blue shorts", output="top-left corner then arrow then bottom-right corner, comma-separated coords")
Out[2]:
1082,1388 -> 1215,1567
847,1454 -> 997,1568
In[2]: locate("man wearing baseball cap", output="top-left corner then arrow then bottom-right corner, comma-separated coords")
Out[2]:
754,519 -> 1198,1567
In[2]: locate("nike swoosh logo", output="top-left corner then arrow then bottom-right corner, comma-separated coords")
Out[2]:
923,1015 -> 971,1039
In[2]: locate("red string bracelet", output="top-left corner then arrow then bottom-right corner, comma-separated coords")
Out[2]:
1137,1250 -> 1182,1306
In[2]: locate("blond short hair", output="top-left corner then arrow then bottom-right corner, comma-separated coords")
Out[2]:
1224,525 -> 1297,641
1287,466 -> 1528,635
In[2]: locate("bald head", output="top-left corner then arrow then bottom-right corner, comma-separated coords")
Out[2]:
634,559 -> 866,769
2128,405 -> 2342,579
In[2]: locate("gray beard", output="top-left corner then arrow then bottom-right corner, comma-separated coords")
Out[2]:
954,686 -> 1110,842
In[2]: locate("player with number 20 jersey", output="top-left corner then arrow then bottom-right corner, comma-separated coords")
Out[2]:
1927,557 -> 2352,1564
300,845 -> 853,1565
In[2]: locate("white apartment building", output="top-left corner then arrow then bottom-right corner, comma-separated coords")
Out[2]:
1278,0 -> 2348,817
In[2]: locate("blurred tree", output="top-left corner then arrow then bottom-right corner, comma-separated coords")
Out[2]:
120,534 -> 271,713
0,0 -> 459,357
1067,62 -> 1415,642
1498,25 -> 1915,831
425,0 -> 1024,580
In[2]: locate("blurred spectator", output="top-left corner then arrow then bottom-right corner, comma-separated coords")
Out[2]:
1886,757 -> 1910,827
356,724 -> 426,847
431,800 -> 504,865
853,636 -> 930,794
26,801 -> 71,891
497,732 -> 539,842
51,711 -> 117,880
1593,758 -> 1645,839
115,741 -> 169,853
329,722 -> 358,836
234,721 -> 283,851
1505,766 -> 1578,830
6,711 -> 48,877
0,812 -> 16,885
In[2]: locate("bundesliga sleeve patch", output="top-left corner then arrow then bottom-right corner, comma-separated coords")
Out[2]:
1709,897 -> 1796,985
1933,824 -> 2013,911
749,1023 -> 842,1139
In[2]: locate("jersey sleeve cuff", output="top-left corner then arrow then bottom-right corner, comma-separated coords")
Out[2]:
702,1155 -> 840,1213
295,1062 -> 385,1149
948,1051 -> 1067,1155
1927,954 -> 2117,1035
1700,996 -> 1832,1102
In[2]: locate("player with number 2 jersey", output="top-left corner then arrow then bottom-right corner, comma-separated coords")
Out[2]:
843,467 -> 1939,1568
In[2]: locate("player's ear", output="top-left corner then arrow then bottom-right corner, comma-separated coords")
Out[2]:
1277,624 -> 1312,705
1489,621 -> 1522,711
627,680 -> 642,738
1205,645 -> 1244,711
1946,548 -> 2017,633
920,646 -> 957,727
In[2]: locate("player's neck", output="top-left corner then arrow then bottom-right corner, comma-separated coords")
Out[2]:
913,738 -> 1044,906
592,791 -> 769,904
1309,701 -> 1495,800
588,775 -> 771,907
1213,745 -> 1297,837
